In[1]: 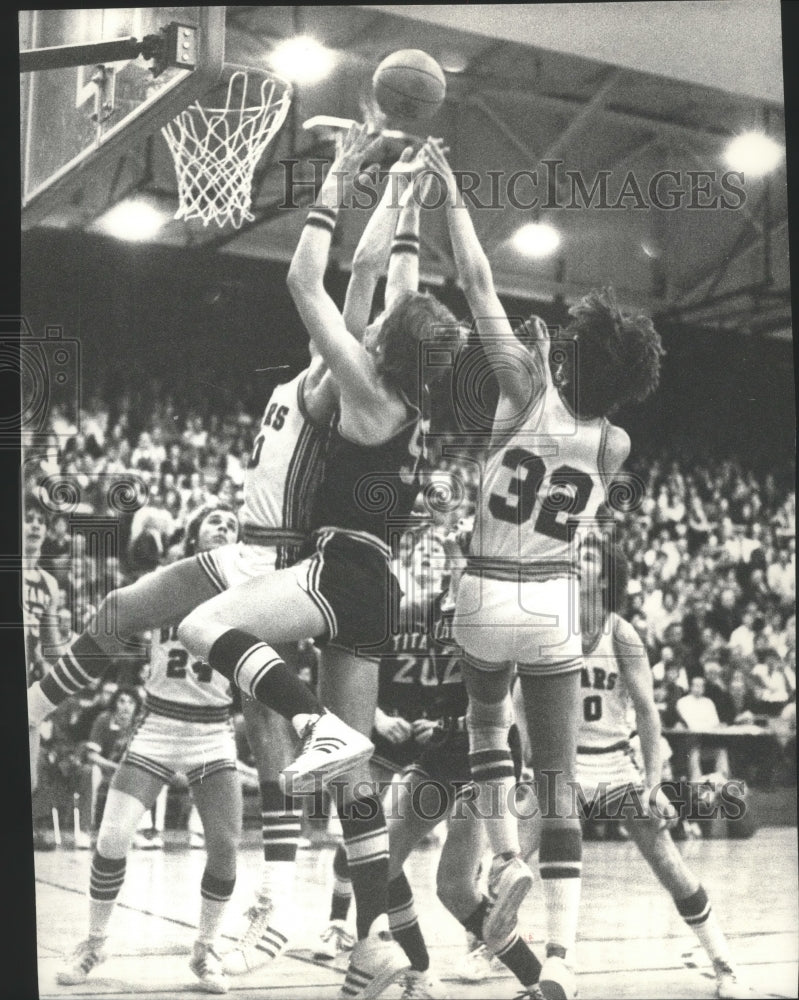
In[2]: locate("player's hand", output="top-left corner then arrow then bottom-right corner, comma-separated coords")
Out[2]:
331,122 -> 383,189
411,718 -> 439,745
419,137 -> 457,199
374,709 -> 413,744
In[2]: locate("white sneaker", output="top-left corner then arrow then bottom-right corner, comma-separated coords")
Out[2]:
222,900 -> 291,975
281,713 -> 374,795
484,853 -> 534,945
56,937 -> 107,985
189,940 -> 227,994
399,968 -> 447,998
454,936 -> 503,982
338,930 -> 410,998
538,954 -> 577,1000
314,919 -> 356,960
715,960 -> 758,999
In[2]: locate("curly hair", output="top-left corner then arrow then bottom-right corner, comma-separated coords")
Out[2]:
559,287 -> 665,418
375,291 -> 462,402
110,684 -> 143,716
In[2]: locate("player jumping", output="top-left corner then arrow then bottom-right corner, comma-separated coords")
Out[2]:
420,136 -> 664,999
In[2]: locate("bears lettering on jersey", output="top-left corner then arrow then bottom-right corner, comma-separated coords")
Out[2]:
580,666 -> 618,691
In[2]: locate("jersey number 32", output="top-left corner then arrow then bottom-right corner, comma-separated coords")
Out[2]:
489,447 -> 593,540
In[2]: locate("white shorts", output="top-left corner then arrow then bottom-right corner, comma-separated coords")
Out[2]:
197,541 -> 279,592
576,743 -> 644,814
122,712 -> 238,785
453,573 -> 582,674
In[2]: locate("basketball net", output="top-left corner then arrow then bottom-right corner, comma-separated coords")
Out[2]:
162,66 -> 292,229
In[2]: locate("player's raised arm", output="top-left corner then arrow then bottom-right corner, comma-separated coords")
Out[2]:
420,138 -> 540,409
384,165 -> 430,311
286,124 -> 387,405
343,146 -> 417,338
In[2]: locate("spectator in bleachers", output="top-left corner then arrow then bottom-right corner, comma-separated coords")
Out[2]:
701,659 -> 736,725
675,676 -> 730,783
750,648 -> 796,718
767,547 -> 796,610
82,685 -> 144,831
70,678 -> 119,743
728,603 -> 758,662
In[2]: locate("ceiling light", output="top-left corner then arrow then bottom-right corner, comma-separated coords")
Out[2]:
96,199 -> 166,241
724,132 -> 784,177
271,36 -> 335,84
512,222 -> 561,258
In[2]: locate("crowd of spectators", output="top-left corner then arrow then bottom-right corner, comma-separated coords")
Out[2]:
25,385 -> 796,843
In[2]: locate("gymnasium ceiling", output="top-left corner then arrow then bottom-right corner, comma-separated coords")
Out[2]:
22,3 -> 792,339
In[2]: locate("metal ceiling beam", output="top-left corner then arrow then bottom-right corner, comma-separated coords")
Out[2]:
224,15 -> 750,153
537,69 -> 621,164
672,211 -> 788,306
467,94 -> 539,163
451,71 -> 742,152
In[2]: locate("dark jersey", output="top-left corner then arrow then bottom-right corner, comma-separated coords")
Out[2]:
377,599 -> 467,725
309,411 -> 428,550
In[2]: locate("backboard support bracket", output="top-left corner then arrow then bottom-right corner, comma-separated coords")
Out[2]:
20,22 -> 198,76
21,7 -> 226,229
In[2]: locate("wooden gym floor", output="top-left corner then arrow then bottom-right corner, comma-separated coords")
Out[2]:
34,826 -> 797,999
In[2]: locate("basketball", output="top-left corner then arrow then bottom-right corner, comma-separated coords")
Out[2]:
372,49 -> 447,123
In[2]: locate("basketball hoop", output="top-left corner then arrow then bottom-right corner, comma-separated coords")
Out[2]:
162,65 -> 292,229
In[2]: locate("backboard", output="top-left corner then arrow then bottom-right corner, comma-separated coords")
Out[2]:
20,7 -> 225,228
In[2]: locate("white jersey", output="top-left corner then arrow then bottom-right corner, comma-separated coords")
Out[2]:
143,623 -> 232,724
578,613 -> 635,751
470,383 -> 609,579
237,369 -> 328,567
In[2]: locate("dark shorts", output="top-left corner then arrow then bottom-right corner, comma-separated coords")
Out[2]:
404,724 -> 523,794
293,529 -> 401,655
371,732 -> 420,775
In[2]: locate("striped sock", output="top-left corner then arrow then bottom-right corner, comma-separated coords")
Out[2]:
39,633 -> 109,711
260,781 -> 302,899
88,852 -> 126,939
539,826 -> 582,959
461,896 -> 490,940
675,886 -> 731,966
468,745 -> 519,856
338,794 -> 389,939
331,843 -> 352,921
388,872 -> 429,972
198,870 -> 236,945
467,694 -> 519,856
495,933 -> 542,987
208,629 -> 322,719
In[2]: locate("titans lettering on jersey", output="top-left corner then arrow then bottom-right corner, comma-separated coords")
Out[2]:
469,384 -> 610,578
144,624 -> 232,724
377,604 -> 467,725
238,371 -> 328,568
